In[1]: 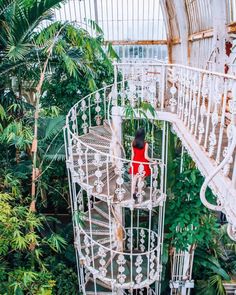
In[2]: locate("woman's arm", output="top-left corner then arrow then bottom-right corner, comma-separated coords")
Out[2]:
131,142 -> 134,160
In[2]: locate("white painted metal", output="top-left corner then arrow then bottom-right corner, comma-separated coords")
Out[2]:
172,0 -> 189,65
64,61 -> 236,294
170,245 -> 195,295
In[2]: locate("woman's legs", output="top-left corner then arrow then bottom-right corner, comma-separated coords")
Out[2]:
131,174 -> 139,196
137,176 -> 145,198
131,174 -> 146,202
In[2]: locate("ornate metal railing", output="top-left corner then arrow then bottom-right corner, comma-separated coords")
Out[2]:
116,62 -> 236,231
78,226 -> 160,289
66,63 -> 236,188
69,135 -> 163,208
64,61 -> 236,294
117,62 -> 236,183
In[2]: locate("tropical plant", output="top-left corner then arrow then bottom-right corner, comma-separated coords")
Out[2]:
0,192 -> 68,294
165,152 -> 219,250
0,1 -> 118,292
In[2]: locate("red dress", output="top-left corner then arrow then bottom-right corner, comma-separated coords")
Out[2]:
129,142 -> 151,177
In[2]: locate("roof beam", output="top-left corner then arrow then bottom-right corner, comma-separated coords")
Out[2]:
188,29 -> 213,41
188,22 -> 236,42
228,22 -> 236,34
171,38 -> 181,45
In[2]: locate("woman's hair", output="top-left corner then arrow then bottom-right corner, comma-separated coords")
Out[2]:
133,128 -> 145,149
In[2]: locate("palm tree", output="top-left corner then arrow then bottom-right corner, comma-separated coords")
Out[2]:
0,0 -> 117,212
0,0 -> 63,60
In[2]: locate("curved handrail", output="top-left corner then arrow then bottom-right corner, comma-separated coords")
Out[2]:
115,61 -> 236,80
78,225 -> 160,287
66,62 -> 236,126
67,60 -> 236,128
79,225 -> 160,256
70,131 -> 162,167
200,126 -> 236,211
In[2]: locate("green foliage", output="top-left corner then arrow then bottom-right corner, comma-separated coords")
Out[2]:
43,259 -> 78,295
0,0 -> 63,62
0,120 -> 33,150
0,1 -> 116,293
165,154 -> 219,250
4,269 -> 55,295
125,101 -> 156,121
162,146 -> 235,294
0,192 -> 70,294
193,226 -> 236,295
0,193 -> 67,253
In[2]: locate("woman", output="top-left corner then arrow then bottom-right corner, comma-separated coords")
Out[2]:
129,128 -> 155,199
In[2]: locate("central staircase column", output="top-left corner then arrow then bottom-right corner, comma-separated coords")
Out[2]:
110,106 -> 123,158
110,106 -> 125,251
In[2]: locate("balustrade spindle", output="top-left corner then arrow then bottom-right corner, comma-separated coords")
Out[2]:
216,81 -> 228,163
204,74 -> 213,150
198,74 -> 208,144
184,70 -> 190,126
65,62 -> 236,294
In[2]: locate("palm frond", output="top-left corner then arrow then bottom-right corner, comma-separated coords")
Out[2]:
87,19 -> 104,35
0,0 -> 14,17
209,275 -> 226,295
38,115 -> 65,142
2,0 -> 65,61
42,142 -> 65,162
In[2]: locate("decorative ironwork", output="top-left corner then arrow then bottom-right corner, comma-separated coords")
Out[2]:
64,62 -> 236,295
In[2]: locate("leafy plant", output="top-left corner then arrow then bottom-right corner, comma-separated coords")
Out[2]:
165,153 -> 219,250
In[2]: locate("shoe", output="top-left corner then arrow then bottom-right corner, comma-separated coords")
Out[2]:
133,193 -> 137,200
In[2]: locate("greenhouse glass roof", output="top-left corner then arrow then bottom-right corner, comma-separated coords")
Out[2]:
54,0 -> 167,42
54,0 -> 236,66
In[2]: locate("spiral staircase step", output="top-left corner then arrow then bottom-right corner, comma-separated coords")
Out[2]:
79,133 -> 111,148
82,221 -> 111,233
80,230 -> 111,238
84,207 -> 110,224
98,179 -> 163,208
77,166 -> 116,194
73,153 -> 108,162
81,205 -> 114,235
72,142 -> 110,154
74,161 -> 104,170
93,201 -> 110,220
85,277 -> 112,294
103,120 -> 111,129
90,171 -> 117,197
80,144 -> 111,153
89,125 -> 112,141
82,216 -> 110,229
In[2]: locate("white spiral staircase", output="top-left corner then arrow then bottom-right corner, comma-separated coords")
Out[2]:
64,62 -> 236,294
